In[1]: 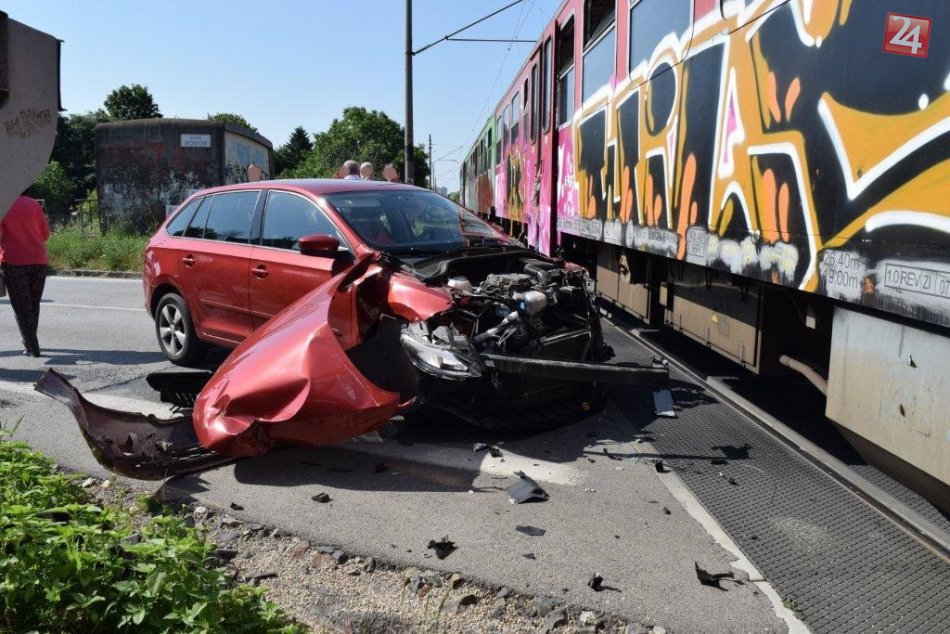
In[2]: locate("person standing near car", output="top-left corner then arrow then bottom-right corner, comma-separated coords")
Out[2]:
0,192 -> 51,357
360,162 -> 375,180
383,163 -> 400,183
342,160 -> 361,180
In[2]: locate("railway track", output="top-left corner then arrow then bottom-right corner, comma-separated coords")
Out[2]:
600,306 -> 950,633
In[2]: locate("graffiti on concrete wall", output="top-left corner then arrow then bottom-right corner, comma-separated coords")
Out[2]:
224,132 -> 270,184
558,0 -> 950,327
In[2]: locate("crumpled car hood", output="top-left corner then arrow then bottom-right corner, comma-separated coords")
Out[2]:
192,255 -> 411,456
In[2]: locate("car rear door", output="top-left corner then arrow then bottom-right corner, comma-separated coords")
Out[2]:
248,190 -> 351,328
178,189 -> 261,343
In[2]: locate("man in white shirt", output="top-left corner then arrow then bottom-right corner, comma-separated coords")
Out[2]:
342,160 -> 361,180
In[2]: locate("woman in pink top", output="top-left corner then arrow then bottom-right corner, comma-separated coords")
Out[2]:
0,193 -> 51,356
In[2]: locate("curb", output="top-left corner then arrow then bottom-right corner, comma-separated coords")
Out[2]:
49,268 -> 142,279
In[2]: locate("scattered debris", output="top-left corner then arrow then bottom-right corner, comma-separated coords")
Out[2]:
246,571 -> 278,585
449,572 -> 463,588
522,553 -> 537,560
662,506 -> 672,515
695,562 -> 738,590
718,472 -> 739,485
427,536 -> 457,559
653,627 -> 668,634
515,525 -> 546,537
654,460 -> 671,473
230,502 -> 244,511
579,611 -> 600,626
80,477 -> 96,488
213,547 -> 239,562
496,586 -> 512,598
653,389 -> 676,417
473,442 -> 503,458
331,550 -> 348,564
488,597 -> 507,618
100,479 -> 112,489
373,462 -> 388,473
588,574 -> 604,591
507,471 -> 549,504
528,596 -> 559,617
584,487 -> 597,493
361,557 -> 376,573
311,492 -> 332,503
543,609 -> 567,632
603,447 -> 624,461
458,592 -> 479,606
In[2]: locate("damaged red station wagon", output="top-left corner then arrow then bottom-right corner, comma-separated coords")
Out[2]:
39,180 -> 666,478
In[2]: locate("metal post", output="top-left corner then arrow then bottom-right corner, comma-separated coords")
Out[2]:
429,134 -> 434,190
404,0 -> 415,184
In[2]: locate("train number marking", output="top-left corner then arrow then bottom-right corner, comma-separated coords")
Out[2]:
883,13 -> 932,58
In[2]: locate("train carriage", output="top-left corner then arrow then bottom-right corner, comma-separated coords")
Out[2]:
462,0 -> 950,510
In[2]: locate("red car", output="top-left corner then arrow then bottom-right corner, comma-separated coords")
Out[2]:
40,180 -> 666,478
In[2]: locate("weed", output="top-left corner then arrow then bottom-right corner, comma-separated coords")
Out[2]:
47,222 -> 148,272
782,596 -> 804,620
0,437 -> 304,632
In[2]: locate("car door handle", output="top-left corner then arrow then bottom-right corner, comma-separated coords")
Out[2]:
252,264 -> 268,278
182,255 -> 195,267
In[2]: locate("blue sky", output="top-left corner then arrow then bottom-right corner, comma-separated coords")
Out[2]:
8,0 -> 563,191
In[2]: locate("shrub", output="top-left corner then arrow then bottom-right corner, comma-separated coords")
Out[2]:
47,223 -> 148,272
0,436 -> 303,633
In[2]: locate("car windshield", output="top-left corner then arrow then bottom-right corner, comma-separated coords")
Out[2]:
323,190 -> 515,254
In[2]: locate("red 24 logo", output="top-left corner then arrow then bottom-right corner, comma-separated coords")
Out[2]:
883,13 -> 932,58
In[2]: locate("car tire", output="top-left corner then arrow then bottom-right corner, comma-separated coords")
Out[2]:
155,293 -> 207,366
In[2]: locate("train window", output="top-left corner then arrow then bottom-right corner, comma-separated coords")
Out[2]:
629,0 -> 692,73
511,93 -> 520,142
556,18 -> 575,127
496,116 -> 503,161
557,17 -> 574,72
582,24 -> 615,101
530,63 -> 539,142
541,38 -> 552,133
584,0 -> 615,45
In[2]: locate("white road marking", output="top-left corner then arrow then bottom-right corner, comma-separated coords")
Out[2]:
0,301 -> 145,313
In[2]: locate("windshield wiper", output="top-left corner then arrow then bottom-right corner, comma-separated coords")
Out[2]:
387,246 -> 460,256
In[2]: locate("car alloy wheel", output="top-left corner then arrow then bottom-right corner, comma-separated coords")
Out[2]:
159,303 -> 186,357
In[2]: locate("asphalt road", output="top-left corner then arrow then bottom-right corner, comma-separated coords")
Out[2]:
0,277 -> 792,633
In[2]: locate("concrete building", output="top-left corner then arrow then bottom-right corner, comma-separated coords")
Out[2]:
95,119 -> 273,231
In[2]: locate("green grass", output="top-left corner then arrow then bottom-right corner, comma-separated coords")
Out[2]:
0,430 -> 305,633
47,223 -> 149,272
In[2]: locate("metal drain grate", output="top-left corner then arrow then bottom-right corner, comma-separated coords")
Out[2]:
603,324 -> 950,633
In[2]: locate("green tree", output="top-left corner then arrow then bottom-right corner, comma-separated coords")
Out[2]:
274,126 -> 313,176
104,84 -> 162,120
207,112 -> 257,132
50,109 -> 112,195
30,161 -> 76,215
290,107 -> 430,186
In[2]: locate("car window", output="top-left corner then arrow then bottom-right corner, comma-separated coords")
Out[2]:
203,191 -> 260,243
262,191 -> 344,251
325,190 -> 516,253
184,196 -> 212,238
166,197 -> 204,237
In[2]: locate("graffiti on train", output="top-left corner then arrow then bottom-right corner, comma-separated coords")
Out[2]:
558,0 -> 949,325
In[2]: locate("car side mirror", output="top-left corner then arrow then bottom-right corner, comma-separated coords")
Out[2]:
298,233 -> 341,257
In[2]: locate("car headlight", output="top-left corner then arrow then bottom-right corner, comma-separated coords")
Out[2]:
400,322 -> 481,380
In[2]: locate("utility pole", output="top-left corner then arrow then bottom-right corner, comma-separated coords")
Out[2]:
428,134 -> 434,190
404,0 -> 526,188
404,0 -> 415,184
